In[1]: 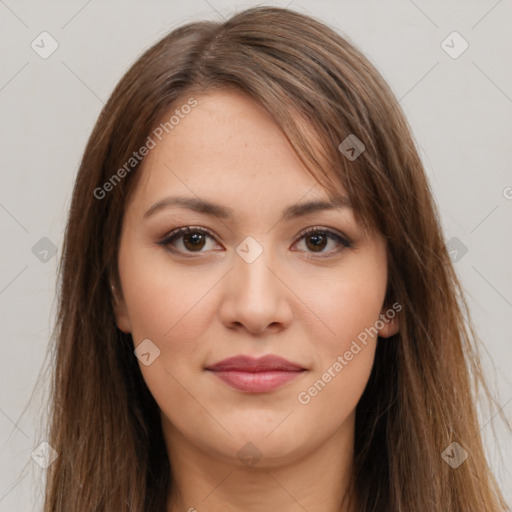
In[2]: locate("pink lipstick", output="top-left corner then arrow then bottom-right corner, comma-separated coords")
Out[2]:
205,355 -> 307,393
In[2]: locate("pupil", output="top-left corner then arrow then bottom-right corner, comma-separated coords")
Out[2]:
184,233 -> 205,251
307,234 -> 327,252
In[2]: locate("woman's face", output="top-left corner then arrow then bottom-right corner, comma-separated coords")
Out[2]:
113,89 -> 399,467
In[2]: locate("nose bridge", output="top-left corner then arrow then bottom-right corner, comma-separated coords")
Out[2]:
219,234 -> 292,333
234,235 -> 278,300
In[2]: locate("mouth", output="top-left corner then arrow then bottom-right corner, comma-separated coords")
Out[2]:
205,355 -> 307,393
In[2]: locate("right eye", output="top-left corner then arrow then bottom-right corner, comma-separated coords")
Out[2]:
158,226 -> 222,255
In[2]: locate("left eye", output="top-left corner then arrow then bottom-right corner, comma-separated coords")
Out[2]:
293,228 -> 351,256
158,227 -> 351,256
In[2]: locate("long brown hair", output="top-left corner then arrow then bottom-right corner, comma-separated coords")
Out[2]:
43,6 -> 507,511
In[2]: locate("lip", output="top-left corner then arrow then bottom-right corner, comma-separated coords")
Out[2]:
205,355 -> 307,393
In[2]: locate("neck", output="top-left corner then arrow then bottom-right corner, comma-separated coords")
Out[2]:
164,413 -> 356,512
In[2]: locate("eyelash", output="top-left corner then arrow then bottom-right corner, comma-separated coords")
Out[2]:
157,226 -> 351,259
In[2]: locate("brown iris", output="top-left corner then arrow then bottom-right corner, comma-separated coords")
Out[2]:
305,232 -> 328,252
183,232 -> 207,251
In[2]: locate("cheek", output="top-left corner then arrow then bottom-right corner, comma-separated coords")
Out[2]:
295,341 -> 376,438
118,246 -> 220,435
119,240 -> 218,347
292,277 -> 382,429
118,245 -> 227,421
296,254 -> 387,355
291,253 -> 386,420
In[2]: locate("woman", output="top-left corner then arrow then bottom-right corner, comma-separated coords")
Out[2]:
44,6 -> 507,511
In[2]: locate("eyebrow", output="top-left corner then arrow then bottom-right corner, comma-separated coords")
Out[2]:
143,195 -> 352,221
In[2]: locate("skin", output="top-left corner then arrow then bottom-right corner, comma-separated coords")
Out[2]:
113,89 -> 399,512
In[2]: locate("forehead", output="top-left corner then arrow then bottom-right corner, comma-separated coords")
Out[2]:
127,89 -> 350,218
115,91 -> 364,242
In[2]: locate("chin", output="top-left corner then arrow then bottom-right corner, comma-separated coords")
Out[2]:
223,425 -> 311,466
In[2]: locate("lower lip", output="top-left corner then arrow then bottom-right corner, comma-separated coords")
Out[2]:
207,370 -> 305,392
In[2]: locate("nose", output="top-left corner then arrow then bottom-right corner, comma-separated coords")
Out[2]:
218,242 -> 293,335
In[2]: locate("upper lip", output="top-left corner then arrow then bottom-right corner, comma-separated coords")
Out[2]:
205,355 -> 306,372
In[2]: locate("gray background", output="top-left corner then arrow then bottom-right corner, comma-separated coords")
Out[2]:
1,0 -> 511,509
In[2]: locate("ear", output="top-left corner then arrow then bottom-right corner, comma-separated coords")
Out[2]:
377,304 -> 400,339
111,284 -> 132,333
